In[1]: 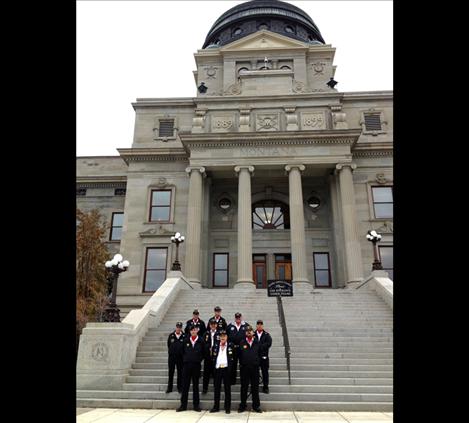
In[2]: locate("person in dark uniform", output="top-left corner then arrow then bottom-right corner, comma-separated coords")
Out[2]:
166,321 -> 185,394
209,306 -> 227,331
255,319 -> 273,394
177,325 -> 204,412
237,325 -> 262,413
210,330 -> 234,414
184,309 -> 206,337
226,312 -> 249,385
202,319 -> 220,394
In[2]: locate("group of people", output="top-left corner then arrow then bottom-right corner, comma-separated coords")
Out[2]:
166,306 -> 272,413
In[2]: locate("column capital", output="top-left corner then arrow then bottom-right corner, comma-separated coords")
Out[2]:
234,165 -> 255,176
335,163 -> 356,174
185,166 -> 206,177
285,164 -> 305,173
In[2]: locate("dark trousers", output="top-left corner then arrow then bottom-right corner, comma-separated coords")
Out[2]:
260,357 -> 269,388
167,356 -> 183,392
240,364 -> 260,409
202,358 -> 214,391
213,367 -> 231,411
230,347 -> 239,384
180,362 -> 201,408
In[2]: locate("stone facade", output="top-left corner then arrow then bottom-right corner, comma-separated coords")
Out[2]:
77,4 -> 393,310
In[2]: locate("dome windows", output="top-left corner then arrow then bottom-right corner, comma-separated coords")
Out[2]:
238,67 -> 249,75
285,25 -> 295,34
258,22 -> 269,30
233,27 -> 243,36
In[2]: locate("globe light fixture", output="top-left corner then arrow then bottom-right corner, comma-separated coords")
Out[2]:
170,232 -> 185,271
366,230 -> 383,271
103,253 -> 130,322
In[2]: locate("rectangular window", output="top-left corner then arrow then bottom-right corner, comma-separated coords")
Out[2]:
144,248 -> 168,292
213,253 -> 229,287
110,212 -> 124,241
114,188 -> 126,196
379,246 -> 393,281
158,119 -> 174,137
372,186 -> 393,218
313,252 -> 331,287
76,188 -> 87,196
364,113 -> 382,131
149,190 -> 171,222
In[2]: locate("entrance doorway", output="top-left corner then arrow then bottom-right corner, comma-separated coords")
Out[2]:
275,254 -> 292,280
252,254 -> 267,289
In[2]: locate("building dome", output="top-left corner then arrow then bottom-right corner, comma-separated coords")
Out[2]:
203,0 -> 325,49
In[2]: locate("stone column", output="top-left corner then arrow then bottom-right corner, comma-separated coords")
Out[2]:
285,165 -> 311,291
184,166 -> 206,288
336,163 -> 364,283
234,165 -> 255,290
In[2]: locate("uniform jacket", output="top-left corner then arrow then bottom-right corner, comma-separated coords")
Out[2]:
211,340 -> 235,370
182,335 -> 205,364
203,329 -> 220,358
238,336 -> 261,366
167,331 -> 185,357
256,330 -> 273,358
226,321 -> 250,346
208,315 -> 227,331
184,318 -> 206,337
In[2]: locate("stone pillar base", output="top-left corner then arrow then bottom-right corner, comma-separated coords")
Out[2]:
234,281 -> 256,291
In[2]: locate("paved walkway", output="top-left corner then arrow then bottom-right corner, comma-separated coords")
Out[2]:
77,408 -> 393,422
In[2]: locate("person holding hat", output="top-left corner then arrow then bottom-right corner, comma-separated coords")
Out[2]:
237,325 -> 262,413
256,320 -> 272,394
226,312 -> 250,385
209,306 -> 227,331
202,318 -> 220,394
209,329 -> 234,414
177,325 -> 204,412
166,322 -> 185,394
184,309 -> 206,337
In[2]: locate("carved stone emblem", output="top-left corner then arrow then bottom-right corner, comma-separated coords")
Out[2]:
256,114 -> 278,131
312,62 -> 326,74
376,173 -> 388,184
140,225 -> 173,237
377,221 -> 393,233
224,82 -> 242,95
157,177 -> 168,187
91,343 -> 109,362
292,80 -> 311,94
302,113 -> 326,130
205,66 -> 218,79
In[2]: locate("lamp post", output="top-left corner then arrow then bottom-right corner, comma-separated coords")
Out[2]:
170,232 -> 185,271
103,254 -> 130,322
366,230 -> 383,271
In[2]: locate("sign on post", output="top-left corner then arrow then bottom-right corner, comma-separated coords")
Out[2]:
267,280 -> 293,297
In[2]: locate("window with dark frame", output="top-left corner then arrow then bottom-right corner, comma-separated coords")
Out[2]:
158,120 -> 174,137
371,186 -> 393,218
364,113 -> 382,131
213,253 -> 229,287
143,248 -> 168,292
110,212 -> 124,241
379,246 -> 393,281
313,252 -> 331,287
149,190 -> 171,222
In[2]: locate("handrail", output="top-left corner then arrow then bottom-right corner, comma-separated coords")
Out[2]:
276,296 -> 291,385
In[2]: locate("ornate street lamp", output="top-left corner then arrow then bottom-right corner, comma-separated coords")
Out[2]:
103,254 -> 130,322
170,232 -> 185,271
366,230 -> 383,271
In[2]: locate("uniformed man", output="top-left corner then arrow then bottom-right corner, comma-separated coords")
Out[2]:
202,318 -> 220,394
177,325 -> 204,412
210,330 -> 234,414
184,309 -> 206,337
166,321 -> 185,394
209,306 -> 227,331
226,312 -> 250,385
255,319 -> 273,394
237,325 -> 262,413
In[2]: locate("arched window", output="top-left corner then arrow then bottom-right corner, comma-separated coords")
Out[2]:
238,67 -> 249,75
252,200 -> 290,230
280,65 -> 291,70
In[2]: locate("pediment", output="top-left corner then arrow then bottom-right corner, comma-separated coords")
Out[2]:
221,30 -> 308,52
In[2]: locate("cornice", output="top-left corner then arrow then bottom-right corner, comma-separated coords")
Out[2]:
353,150 -> 394,158
132,98 -> 195,109
342,91 -> 393,101
117,148 -> 189,164
352,141 -> 393,158
76,176 -> 127,189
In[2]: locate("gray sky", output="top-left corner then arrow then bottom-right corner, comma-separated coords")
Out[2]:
77,0 -> 393,157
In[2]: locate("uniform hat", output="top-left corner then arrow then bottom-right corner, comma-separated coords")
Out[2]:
214,306 -> 222,311
193,309 -> 199,315
176,322 -> 183,327
245,325 -> 253,332
189,324 -> 198,330
209,318 -> 217,325
256,319 -> 263,325
219,329 -> 227,336
235,312 -> 242,318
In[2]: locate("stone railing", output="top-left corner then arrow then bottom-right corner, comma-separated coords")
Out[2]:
355,270 -> 393,310
76,271 -> 192,390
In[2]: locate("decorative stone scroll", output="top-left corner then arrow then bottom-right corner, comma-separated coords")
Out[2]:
292,79 -> 311,94
331,105 -> 348,129
239,109 -> 251,132
192,109 -> 207,133
284,107 -> 298,131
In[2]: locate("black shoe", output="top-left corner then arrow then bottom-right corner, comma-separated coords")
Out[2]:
202,389 -> 208,394
176,406 -> 186,412
193,406 -> 202,412
209,408 -> 219,413
225,409 -> 231,414
165,389 -> 172,394
252,407 -> 263,413
262,386 -> 269,394
238,406 -> 246,413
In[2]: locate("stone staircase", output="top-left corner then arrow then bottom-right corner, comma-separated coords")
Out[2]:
77,287 -> 393,411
